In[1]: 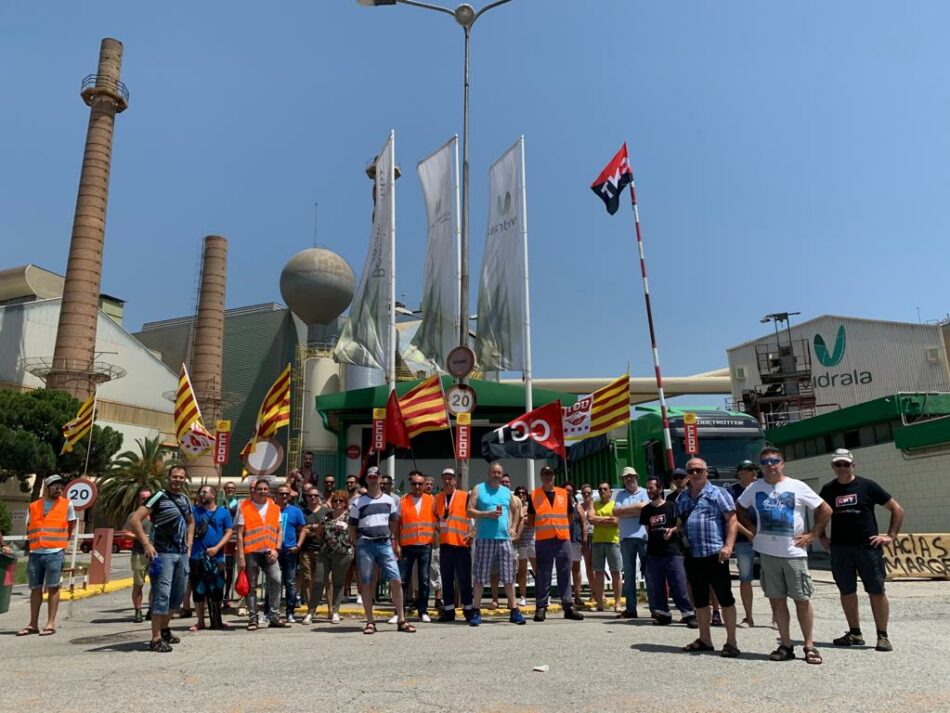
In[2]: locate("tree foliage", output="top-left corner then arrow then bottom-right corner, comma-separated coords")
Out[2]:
0,389 -> 123,496
95,436 -> 182,528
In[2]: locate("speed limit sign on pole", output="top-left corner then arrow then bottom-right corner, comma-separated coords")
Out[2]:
446,384 -> 476,415
66,477 -> 98,512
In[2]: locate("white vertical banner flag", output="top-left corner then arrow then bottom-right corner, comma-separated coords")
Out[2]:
475,139 -> 526,371
411,136 -> 461,371
333,132 -> 396,370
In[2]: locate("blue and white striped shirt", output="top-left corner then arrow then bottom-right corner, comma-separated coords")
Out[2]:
348,493 -> 398,540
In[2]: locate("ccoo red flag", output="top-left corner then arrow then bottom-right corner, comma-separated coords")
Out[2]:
384,389 -> 411,450
591,143 -> 634,215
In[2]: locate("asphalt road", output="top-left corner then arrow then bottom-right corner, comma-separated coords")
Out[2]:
1,571 -> 949,713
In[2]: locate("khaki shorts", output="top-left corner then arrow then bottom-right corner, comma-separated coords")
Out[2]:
131,552 -> 149,587
759,553 -> 813,600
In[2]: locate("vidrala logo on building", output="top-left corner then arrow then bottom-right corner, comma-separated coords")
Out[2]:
811,325 -> 872,387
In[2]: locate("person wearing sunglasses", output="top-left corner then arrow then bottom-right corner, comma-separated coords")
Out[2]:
305,490 -> 354,625
613,466 -> 650,618
587,481 -> 623,613
235,477 -> 288,631
434,468 -> 475,622
396,471 -> 438,623
736,448 -> 832,664
818,448 -> 903,653
669,458 -> 741,657
299,487 -> 329,624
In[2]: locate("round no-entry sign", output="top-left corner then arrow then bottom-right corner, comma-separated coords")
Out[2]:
66,477 -> 98,511
346,444 -> 361,460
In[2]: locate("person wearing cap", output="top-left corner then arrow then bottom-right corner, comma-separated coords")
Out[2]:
613,466 -> 650,618
737,447 -> 832,664
17,474 -> 77,637
434,467 -> 475,622
670,457 -> 741,657
527,466 -> 584,622
729,461 -> 759,627
348,466 -> 414,634
819,448 -> 903,653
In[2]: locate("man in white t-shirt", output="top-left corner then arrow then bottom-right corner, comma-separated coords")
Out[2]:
737,447 -> 831,665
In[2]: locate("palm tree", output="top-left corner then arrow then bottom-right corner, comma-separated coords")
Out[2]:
95,436 -> 183,528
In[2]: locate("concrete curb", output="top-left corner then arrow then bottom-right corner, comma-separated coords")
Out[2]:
60,577 -> 134,601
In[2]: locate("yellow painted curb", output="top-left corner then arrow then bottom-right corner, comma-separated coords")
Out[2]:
59,577 -> 133,601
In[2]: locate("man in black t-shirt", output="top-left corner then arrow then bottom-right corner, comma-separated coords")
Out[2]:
639,476 -> 695,626
819,449 -> 904,653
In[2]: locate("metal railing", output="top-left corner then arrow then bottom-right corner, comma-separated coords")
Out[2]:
81,74 -> 130,106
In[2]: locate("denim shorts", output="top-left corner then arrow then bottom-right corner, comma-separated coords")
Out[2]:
734,541 -> 756,583
28,551 -> 65,590
151,552 -> 188,615
356,539 -> 401,584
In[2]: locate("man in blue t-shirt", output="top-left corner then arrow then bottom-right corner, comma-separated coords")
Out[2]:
274,483 -> 307,623
613,467 -> 650,617
189,484 -> 233,631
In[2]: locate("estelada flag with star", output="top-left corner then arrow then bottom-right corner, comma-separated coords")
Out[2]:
591,143 -> 633,215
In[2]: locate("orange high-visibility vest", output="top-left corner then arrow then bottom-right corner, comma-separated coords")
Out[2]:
27,497 -> 71,550
240,499 -> 280,553
399,493 -> 436,547
435,490 -> 470,547
531,487 -> 570,541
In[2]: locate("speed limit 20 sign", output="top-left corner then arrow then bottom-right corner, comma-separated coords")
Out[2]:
446,384 -> 476,415
66,477 -> 98,511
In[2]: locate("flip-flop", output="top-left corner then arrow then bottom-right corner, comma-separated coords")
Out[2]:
362,622 -> 377,635
683,638 -> 715,652
16,626 -> 39,636
188,624 -> 205,632
39,627 -> 56,636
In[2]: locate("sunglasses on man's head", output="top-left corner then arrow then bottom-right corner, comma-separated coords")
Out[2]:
760,457 -> 782,466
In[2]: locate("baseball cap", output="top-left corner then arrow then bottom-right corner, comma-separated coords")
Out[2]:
671,468 -> 688,479
540,465 -> 555,475
366,466 -> 380,476
621,466 -> 638,478
831,448 -> 854,464
44,474 -> 65,487
737,460 -> 757,472
441,467 -> 456,477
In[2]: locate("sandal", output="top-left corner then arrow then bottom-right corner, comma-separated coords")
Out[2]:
683,638 -> 715,652
268,620 -> 292,628
397,620 -> 417,633
39,627 -> 56,636
246,623 -> 259,631
16,626 -> 39,637
803,646 -> 823,665
720,643 -> 741,658
188,623 -> 205,632
362,622 -> 377,635
769,644 -> 796,661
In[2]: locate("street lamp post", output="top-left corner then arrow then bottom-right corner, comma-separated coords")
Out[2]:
358,0 -> 514,488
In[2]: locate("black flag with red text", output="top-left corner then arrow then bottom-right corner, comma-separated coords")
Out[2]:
481,401 -> 565,461
591,143 -> 633,215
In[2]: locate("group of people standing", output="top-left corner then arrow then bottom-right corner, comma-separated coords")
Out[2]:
6,443 -> 903,661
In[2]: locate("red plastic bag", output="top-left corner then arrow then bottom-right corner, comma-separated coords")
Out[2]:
235,569 -> 250,597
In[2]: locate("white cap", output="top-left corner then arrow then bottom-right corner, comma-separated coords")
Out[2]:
831,448 -> 854,464
621,466 -> 638,478
441,467 -> 456,477
366,466 -> 380,476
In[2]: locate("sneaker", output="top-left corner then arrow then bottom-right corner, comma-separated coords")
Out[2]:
178,607 -> 192,619
420,613 -> 431,623
711,610 -> 723,627
518,597 -> 527,607
387,614 -> 399,625
876,636 -> 893,652
331,613 -> 341,624
683,615 -> 699,629
286,614 -> 297,625
356,594 -> 363,606
533,607 -> 547,622
509,608 -> 526,625
148,638 -> 173,653
160,627 -> 180,644
653,613 -> 673,626
468,609 -> 482,627
437,610 -> 456,623
301,614 -> 313,625
133,609 -> 144,624
564,607 -> 585,621
833,631 -> 865,647
619,609 -> 638,619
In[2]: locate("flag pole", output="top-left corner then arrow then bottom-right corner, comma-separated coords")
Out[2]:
627,176 -> 675,472
386,130 -> 397,483
519,136 -> 536,492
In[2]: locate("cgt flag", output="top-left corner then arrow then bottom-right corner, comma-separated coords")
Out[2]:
481,400 -> 565,462
591,143 -> 633,215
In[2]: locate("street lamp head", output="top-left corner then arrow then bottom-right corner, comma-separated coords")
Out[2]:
454,3 -> 476,27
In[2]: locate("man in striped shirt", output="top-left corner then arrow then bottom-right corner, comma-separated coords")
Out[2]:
348,466 -> 414,634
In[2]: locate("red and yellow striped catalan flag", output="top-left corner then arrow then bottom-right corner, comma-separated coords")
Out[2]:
398,374 -> 449,440
587,374 -> 631,438
241,363 -> 291,457
175,364 -> 214,457
60,392 -> 96,454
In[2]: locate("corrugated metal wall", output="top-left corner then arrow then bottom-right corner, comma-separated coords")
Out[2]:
728,316 -> 950,410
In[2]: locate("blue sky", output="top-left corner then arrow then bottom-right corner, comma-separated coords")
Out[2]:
2,2 -> 948,396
